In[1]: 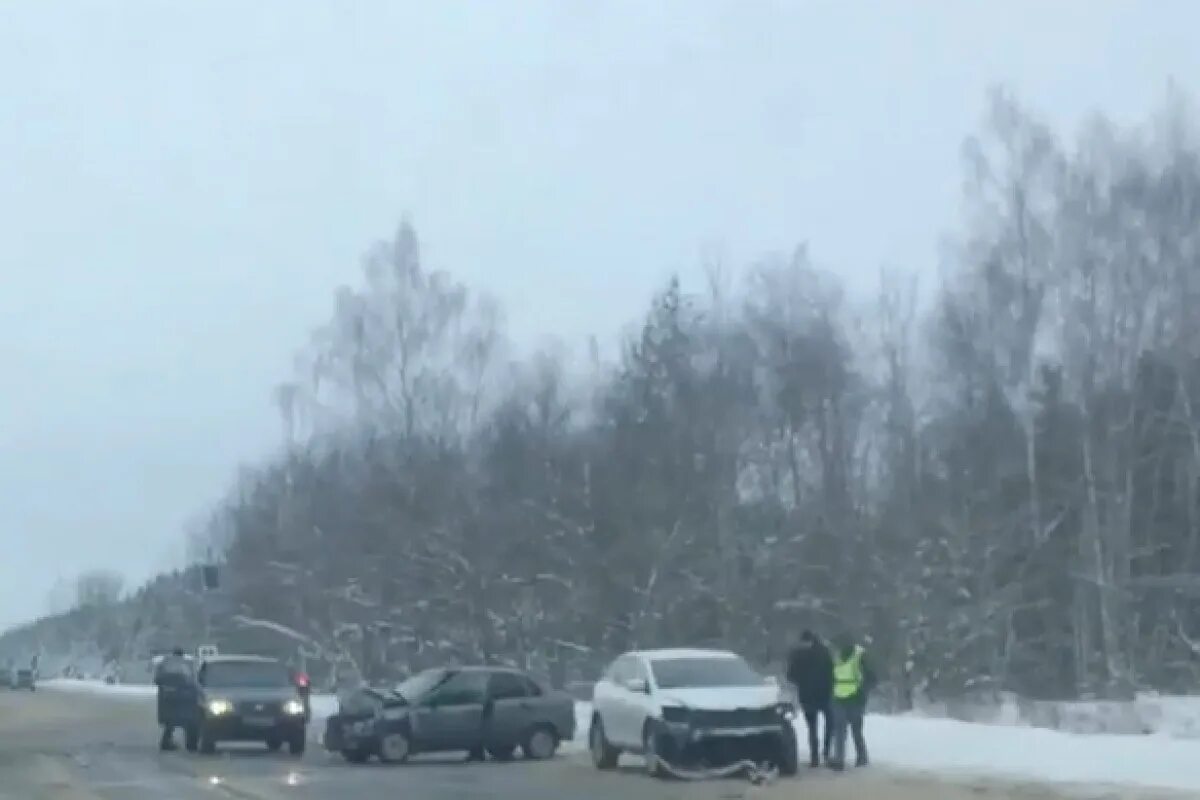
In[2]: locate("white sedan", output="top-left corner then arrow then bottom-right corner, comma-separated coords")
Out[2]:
588,648 -> 798,778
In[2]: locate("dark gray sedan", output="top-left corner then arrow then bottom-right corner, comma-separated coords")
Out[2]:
324,666 -> 576,764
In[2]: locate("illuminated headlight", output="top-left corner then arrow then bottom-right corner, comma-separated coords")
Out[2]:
207,699 -> 233,716
283,699 -> 305,715
775,702 -> 796,720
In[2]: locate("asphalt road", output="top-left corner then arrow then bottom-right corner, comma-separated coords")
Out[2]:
0,687 -> 1186,800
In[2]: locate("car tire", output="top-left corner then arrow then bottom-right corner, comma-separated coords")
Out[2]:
288,731 -> 306,756
521,725 -> 558,760
486,744 -> 516,761
642,723 -> 666,779
589,717 -> 619,769
377,731 -> 410,764
342,747 -> 371,764
776,720 -> 799,777
266,736 -> 282,752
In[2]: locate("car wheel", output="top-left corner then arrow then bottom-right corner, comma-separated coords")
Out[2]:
487,744 -> 516,761
266,736 -> 282,752
377,731 -> 410,764
776,721 -> 799,777
589,717 -> 619,769
288,731 -> 306,756
642,723 -> 666,779
342,747 -> 371,764
522,725 -> 558,760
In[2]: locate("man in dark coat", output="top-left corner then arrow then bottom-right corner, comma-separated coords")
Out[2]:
154,647 -> 195,751
786,629 -> 833,767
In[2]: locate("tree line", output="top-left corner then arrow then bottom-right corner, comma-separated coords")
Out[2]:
6,88 -> 1200,703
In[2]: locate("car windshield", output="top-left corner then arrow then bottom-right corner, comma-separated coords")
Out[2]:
203,661 -> 291,688
392,669 -> 448,702
650,657 -> 764,689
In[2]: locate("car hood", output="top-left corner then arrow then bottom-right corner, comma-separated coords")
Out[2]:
205,687 -> 298,703
657,685 -> 781,710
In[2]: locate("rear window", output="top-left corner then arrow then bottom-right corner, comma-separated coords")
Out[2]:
203,660 -> 291,688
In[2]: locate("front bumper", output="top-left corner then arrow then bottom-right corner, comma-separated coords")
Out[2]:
324,715 -> 378,752
657,710 -> 794,767
204,714 -> 306,741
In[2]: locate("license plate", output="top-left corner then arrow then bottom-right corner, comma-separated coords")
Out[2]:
244,715 -> 274,727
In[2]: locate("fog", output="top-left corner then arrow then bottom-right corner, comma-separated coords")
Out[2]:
3,0 -> 1199,631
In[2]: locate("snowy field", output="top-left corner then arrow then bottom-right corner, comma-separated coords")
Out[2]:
40,679 -> 1200,793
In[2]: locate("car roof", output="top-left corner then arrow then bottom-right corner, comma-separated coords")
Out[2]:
629,648 -> 741,661
201,654 -> 282,665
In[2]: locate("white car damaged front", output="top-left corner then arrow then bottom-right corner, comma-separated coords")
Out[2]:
589,649 -> 799,781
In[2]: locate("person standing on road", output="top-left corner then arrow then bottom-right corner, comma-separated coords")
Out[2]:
786,629 -> 834,767
154,647 -> 194,751
828,634 -> 876,771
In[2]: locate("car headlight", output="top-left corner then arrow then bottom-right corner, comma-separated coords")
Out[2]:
283,699 -> 305,715
207,699 -> 233,716
775,702 -> 796,720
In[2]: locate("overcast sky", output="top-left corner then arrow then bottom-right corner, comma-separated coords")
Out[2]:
1,0 -> 1197,630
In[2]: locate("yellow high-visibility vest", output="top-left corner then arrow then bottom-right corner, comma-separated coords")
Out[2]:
832,645 -> 864,699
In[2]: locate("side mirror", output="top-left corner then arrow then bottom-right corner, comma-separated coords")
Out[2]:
624,678 -> 648,694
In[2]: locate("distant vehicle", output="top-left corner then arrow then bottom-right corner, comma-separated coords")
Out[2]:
192,655 -> 309,755
0,668 -> 13,688
588,648 -> 798,778
15,668 -> 35,691
324,666 -> 575,764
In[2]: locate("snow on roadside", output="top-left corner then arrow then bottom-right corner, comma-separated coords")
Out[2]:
42,680 -> 1200,792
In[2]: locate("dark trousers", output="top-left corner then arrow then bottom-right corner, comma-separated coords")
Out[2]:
830,697 -> 867,767
799,700 -> 832,764
159,723 -> 178,750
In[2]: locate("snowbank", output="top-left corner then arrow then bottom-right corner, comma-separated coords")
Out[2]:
41,678 -> 156,698
42,680 -> 1200,791
913,692 -> 1200,739
870,712 -> 1200,792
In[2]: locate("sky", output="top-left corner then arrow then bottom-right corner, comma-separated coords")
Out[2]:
1,0 -> 1198,630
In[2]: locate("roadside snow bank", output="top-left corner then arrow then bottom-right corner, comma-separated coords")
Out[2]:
914,692 -> 1200,739
870,712 -> 1200,792
41,678 -> 155,697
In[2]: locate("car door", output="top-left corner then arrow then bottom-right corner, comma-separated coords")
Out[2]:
410,670 -> 489,752
621,656 -> 655,747
485,670 -> 536,748
606,655 -> 646,748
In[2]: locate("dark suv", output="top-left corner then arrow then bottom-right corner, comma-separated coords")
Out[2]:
193,655 -> 308,755
324,666 -> 575,764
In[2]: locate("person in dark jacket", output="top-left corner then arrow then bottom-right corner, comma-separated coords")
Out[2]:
154,647 -> 195,751
827,633 -> 877,771
786,629 -> 834,767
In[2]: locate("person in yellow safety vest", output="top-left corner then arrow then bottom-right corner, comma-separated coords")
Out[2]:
828,634 -> 876,771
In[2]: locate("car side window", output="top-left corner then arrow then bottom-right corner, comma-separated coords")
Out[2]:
488,671 -> 531,701
522,676 -> 543,696
427,670 -> 489,706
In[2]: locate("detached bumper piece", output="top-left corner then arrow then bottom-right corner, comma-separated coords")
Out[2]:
655,707 -> 797,782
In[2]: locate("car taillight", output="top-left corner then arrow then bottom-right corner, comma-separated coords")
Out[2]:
295,672 -> 309,688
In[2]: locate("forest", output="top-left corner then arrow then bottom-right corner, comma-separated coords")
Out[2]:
6,89 -> 1200,704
